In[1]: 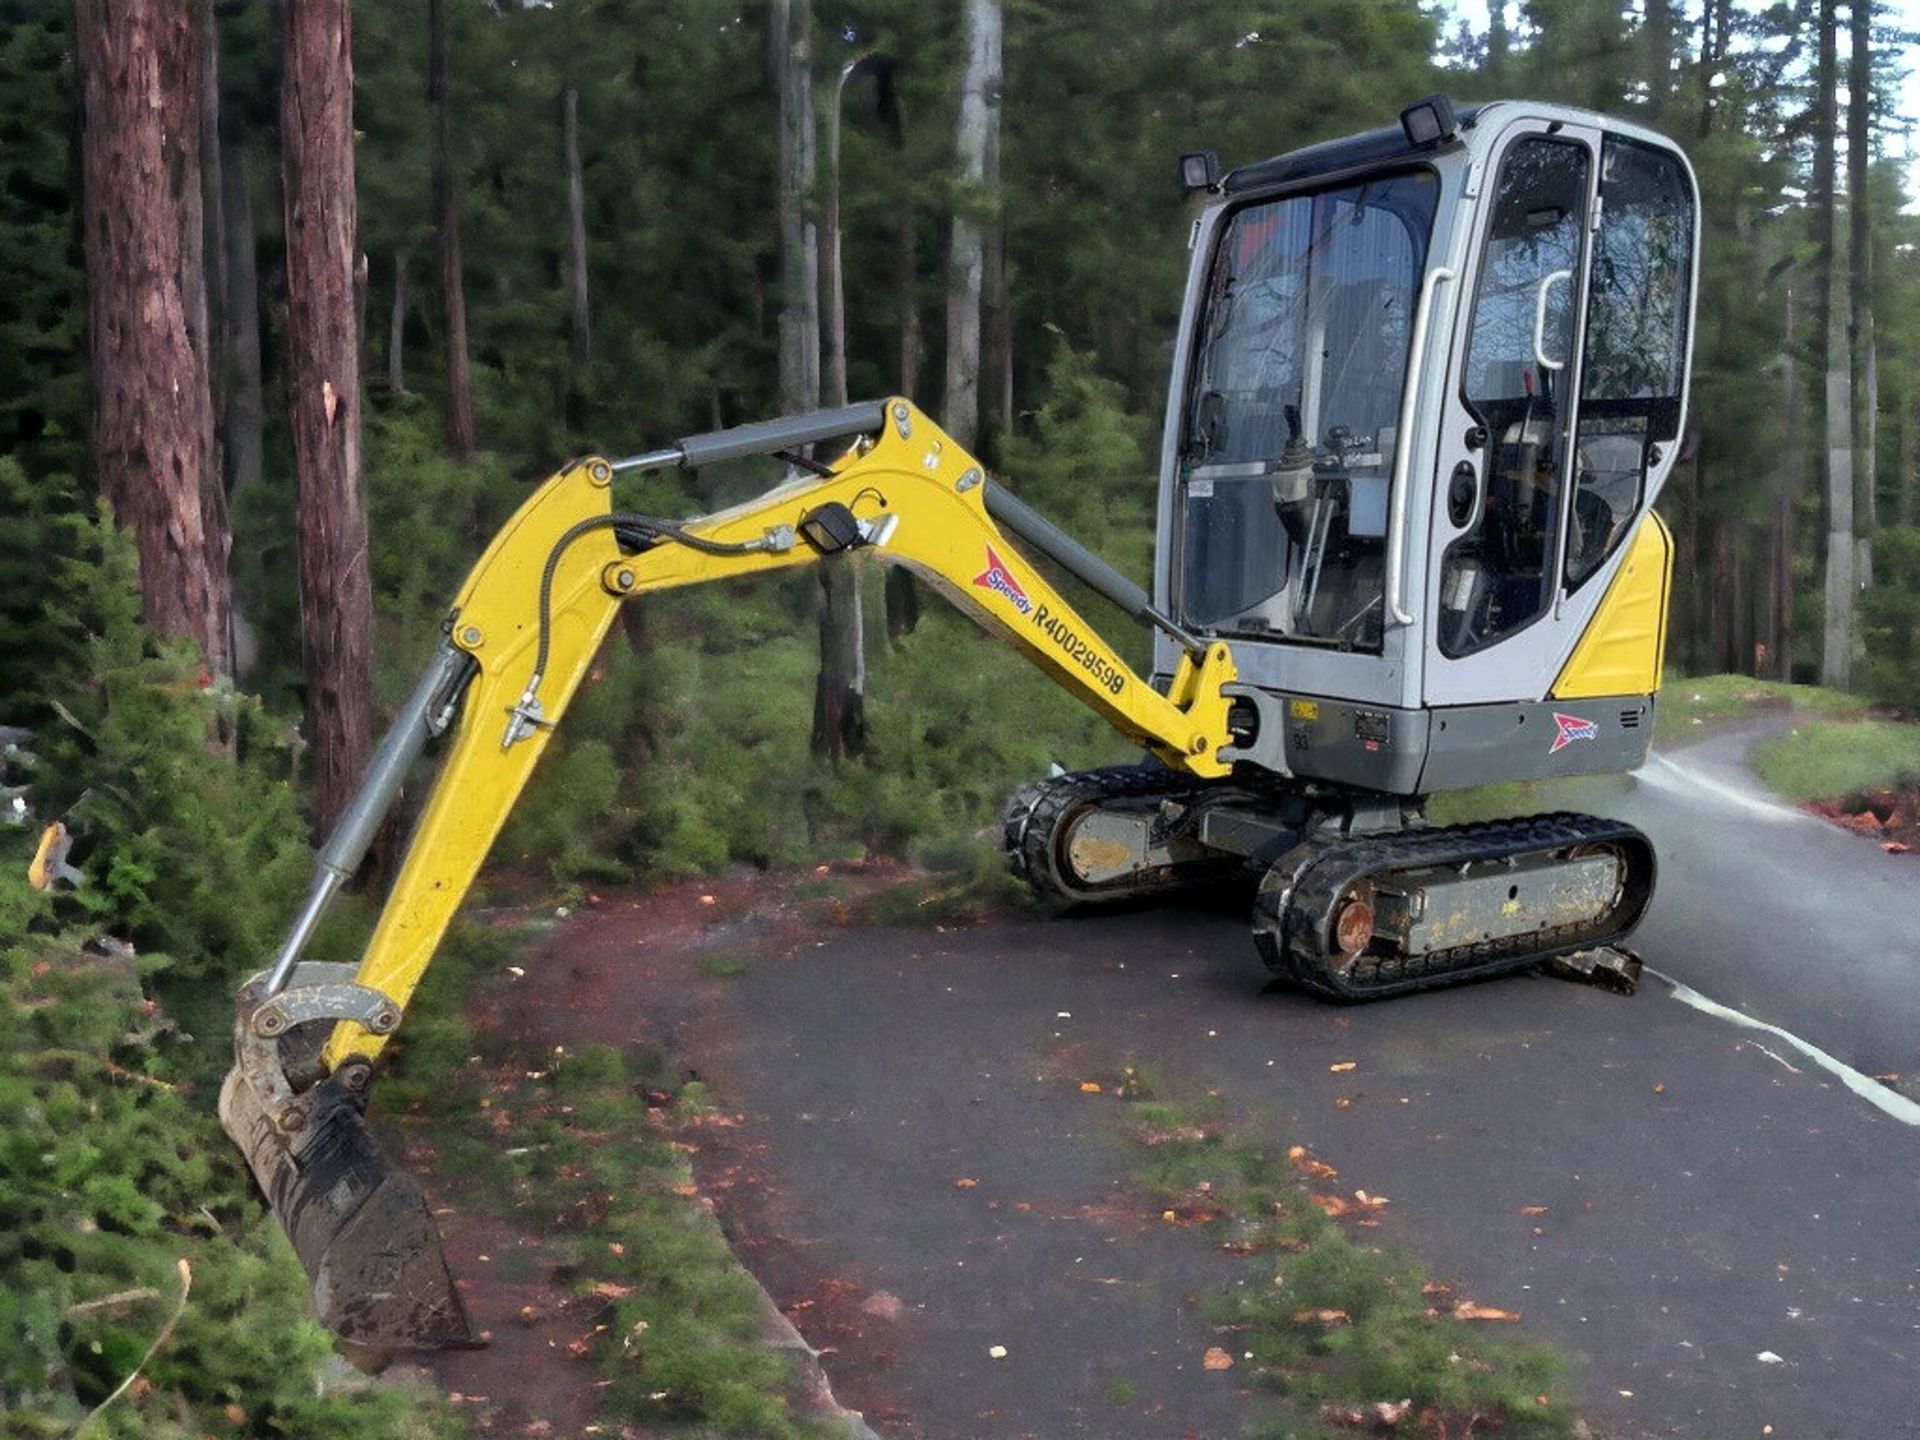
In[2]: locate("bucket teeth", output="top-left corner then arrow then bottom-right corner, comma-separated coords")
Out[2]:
220,986 -> 478,1354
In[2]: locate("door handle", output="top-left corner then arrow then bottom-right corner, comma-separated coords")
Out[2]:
1386,263 -> 1455,629
1532,268 -> 1572,373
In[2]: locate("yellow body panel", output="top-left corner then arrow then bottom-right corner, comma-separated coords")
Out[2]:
324,401 -> 1237,1067
1550,511 -> 1673,701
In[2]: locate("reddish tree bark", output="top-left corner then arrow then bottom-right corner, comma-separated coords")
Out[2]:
429,0 -> 476,460
282,0 -> 375,836
75,0 -> 233,675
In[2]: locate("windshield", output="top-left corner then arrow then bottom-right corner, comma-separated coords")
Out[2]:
1177,169 -> 1439,650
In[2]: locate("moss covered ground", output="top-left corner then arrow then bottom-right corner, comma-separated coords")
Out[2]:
1105,1066 -> 1578,1440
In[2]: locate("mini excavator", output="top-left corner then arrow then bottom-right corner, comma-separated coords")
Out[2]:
223,97 -> 1699,1350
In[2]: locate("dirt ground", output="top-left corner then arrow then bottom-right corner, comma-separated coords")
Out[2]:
1806,781 -> 1920,854
396,863 -> 927,1438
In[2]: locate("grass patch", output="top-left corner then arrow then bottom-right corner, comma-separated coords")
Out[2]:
379,925 -> 822,1438
1655,674 -> 1863,746
1107,1069 -> 1577,1440
697,953 -> 750,979
1750,718 -> 1920,804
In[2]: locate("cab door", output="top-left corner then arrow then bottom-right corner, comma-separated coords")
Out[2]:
1422,117 -> 1601,707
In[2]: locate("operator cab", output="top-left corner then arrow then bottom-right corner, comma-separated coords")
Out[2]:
1155,99 -> 1698,795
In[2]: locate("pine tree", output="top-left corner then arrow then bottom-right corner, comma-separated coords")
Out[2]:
1816,0 -> 1857,687
429,0 -> 477,460
943,0 -> 1000,450
282,0 -> 377,834
74,0 -> 233,676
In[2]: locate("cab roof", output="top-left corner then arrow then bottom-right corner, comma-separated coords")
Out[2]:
1222,101 -> 1490,195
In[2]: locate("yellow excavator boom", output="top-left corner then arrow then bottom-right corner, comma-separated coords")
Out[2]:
220,398 -> 1237,1351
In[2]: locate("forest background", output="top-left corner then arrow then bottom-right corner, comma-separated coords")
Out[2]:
4,0 -> 1920,1435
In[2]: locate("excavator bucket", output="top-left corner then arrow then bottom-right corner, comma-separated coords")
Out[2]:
219,975 -> 478,1353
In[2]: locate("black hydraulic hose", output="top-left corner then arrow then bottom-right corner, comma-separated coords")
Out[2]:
530,512 -> 763,690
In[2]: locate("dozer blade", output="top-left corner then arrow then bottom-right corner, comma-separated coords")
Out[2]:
220,980 -> 478,1353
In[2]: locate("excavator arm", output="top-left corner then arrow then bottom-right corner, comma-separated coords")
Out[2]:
220,399 -> 1238,1351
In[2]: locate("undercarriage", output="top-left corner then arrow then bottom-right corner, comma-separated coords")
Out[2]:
1003,764 -> 1656,999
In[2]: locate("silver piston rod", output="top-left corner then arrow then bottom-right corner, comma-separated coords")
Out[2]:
983,484 -> 1205,655
261,641 -> 475,997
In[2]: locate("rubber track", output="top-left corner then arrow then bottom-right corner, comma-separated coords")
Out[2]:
1002,766 -> 1231,905
1253,811 -> 1655,1000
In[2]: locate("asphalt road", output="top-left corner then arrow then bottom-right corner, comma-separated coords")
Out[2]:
706,728 -> 1920,1440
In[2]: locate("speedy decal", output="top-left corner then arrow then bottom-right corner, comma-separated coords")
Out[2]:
973,546 -> 1033,615
1030,604 -> 1126,696
1549,711 -> 1599,755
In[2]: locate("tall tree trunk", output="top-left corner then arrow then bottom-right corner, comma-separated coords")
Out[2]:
1676,451 -> 1699,671
185,0 -> 232,668
1848,0 -> 1875,589
1859,340 -> 1877,586
75,0 -> 233,676
885,208 -> 926,637
773,0 -> 862,761
815,53 -> 869,754
1816,0 -> 1855,688
429,0 -> 475,461
388,249 -> 409,393
980,110 -> 1012,439
198,0 -> 227,419
222,138 -> 264,675
1771,499 -> 1792,679
1709,521 -> 1733,671
221,140 -> 264,496
1696,0 -> 1733,138
563,85 -> 591,363
774,0 -> 818,413
1644,0 -> 1674,121
282,0 -> 376,837
1486,1 -> 1509,87
1900,398 -> 1917,529
897,215 -> 922,404
822,65 -> 848,411
886,101 -> 923,641
1773,283 -> 1803,681
1733,526 -> 1754,675
944,0 -> 1001,451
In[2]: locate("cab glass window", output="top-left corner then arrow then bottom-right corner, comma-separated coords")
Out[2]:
1176,169 -> 1438,652
1438,136 -> 1589,658
1565,138 -> 1693,590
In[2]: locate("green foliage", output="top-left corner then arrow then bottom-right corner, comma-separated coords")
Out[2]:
0,3 -> 84,480
0,464 -> 433,1433
0,458 -> 142,722
0,927 -> 459,1437
1862,528 -> 1920,708
231,401 -> 531,709
1001,339 -> 1157,589
7,488 -> 310,983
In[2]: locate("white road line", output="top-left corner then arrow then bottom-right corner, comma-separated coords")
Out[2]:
1647,967 -> 1920,1127
1639,753 -> 1809,824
